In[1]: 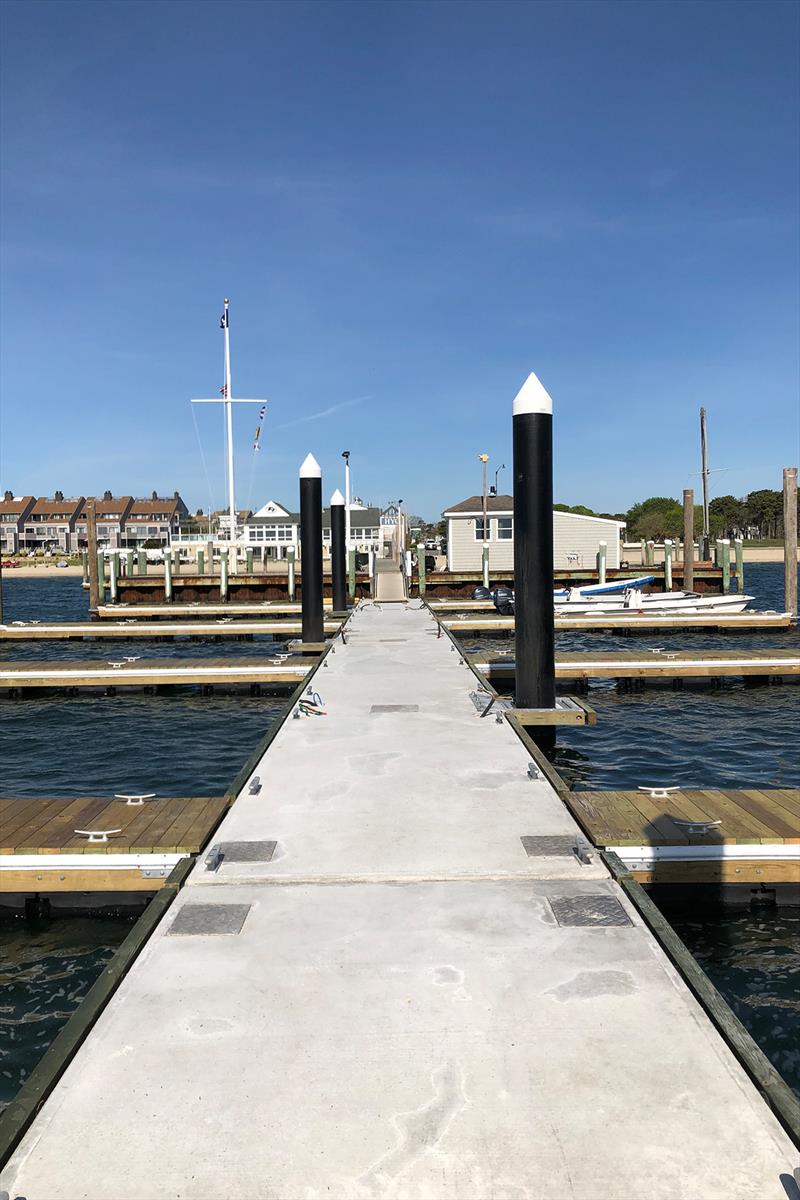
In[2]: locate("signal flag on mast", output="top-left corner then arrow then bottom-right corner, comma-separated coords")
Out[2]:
253,404 -> 266,450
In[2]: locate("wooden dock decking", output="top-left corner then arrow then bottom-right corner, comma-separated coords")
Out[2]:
95,602 -> 332,619
563,789 -> 800,884
442,612 -> 793,633
0,796 -> 228,892
470,648 -> 800,682
0,619 -> 341,641
0,656 -> 312,691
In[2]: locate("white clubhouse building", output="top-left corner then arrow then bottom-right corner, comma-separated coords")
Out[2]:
442,494 -> 625,572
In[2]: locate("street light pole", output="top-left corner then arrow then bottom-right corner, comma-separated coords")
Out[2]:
495,463 -> 506,494
479,453 -> 489,587
342,451 -> 351,554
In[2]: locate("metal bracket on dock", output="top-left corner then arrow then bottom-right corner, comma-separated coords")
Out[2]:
527,762 -> 540,780
248,776 -> 262,794
638,786 -> 680,799
573,838 -> 593,865
114,793 -> 157,806
204,845 -> 225,871
74,828 -> 123,843
671,818 -> 723,835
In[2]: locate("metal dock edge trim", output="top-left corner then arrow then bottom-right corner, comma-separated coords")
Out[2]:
602,850 -> 800,1151
223,622 -> 345,803
0,855 -> 194,1170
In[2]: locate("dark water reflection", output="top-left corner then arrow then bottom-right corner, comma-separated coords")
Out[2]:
0,915 -> 135,1109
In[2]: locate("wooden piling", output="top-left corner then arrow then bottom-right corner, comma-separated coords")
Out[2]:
734,538 -> 744,594
287,546 -> 296,601
137,549 -> 146,575
482,543 -> 490,589
197,549 -> 205,574
164,554 -> 173,603
246,548 -> 254,573
664,540 -> 673,591
719,540 -> 730,593
348,549 -> 356,601
109,551 -> 118,602
417,542 -> 426,597
86,500 -> 100,613
785,466 -> 798,616
646,540 -> 655,567
596,541 -> 607,586
220,549 -> 229,601
682,489 -> 694,592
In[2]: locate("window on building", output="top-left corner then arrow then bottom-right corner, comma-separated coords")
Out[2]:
474,517 -> 489,540
496,518 -> 513,540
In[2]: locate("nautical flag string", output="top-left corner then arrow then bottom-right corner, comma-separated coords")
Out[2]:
253,404 -> 266,451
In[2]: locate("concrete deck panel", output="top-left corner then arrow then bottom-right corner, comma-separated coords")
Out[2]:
3,603 -> 796,1198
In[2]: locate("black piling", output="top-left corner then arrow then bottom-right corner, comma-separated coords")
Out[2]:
512,373 -> 556,750
300,453 -> 324,644
330,489 -> 347,614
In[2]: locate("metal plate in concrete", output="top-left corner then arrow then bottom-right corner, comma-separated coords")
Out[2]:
216,841 -> 277,863
378,639 -> 409,643
370,704 -> 419,713
167,904 -> 251,936
548,894 -> 632,927
520,836 -> 576,858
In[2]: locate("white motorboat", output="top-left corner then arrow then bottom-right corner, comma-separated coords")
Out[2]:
553,587 -> 754,616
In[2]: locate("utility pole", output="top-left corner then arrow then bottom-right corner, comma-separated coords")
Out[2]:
784,466 -> 798,617
700,407 -> 710,560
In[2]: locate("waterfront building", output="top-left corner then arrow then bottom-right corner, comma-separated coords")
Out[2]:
0,492 -> 35,554
443,493 -> 625,571
74,493 -> 134,549
122,493 -> 188,547
20,492 -> 85,553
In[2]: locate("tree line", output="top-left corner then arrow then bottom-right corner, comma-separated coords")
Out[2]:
555,490 -> 796,541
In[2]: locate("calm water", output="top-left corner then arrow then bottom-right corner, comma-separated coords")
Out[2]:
0,571 -> 798,1107
0,575 -> 289,1108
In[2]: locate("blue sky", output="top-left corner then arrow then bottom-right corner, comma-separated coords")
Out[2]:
1,0 -> 798,520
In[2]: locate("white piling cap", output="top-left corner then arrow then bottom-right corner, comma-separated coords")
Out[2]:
299,453 -> 322,479
512,372 -> 553,416
330,488 -> 345,505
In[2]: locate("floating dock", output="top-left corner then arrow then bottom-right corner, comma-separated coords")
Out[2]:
564,788 -> 800,884
0,618 -> 342,641
441,611 -> 794,633
0,795 -> 228,894
471,647 -> 800,683
0,656 -> 312,692
2,602 -> 795,1196
95,601 -> 330,619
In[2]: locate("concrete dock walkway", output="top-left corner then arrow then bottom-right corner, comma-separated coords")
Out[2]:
3,602 -> 796,1198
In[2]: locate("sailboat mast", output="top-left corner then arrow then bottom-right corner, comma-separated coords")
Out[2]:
222,298 -> 236,542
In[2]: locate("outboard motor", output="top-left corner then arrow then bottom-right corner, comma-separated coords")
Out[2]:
493,586 -> 515,616
472,586 -> 493,601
